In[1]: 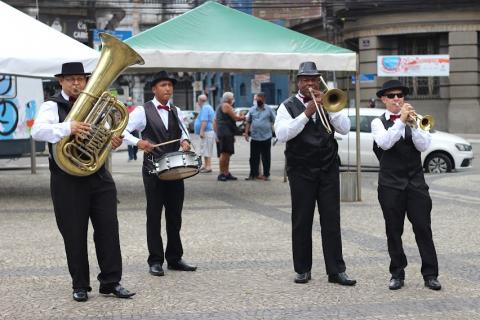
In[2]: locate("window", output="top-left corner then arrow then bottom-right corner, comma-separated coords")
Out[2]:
240,83 -> 246,96
398,35 -> 441,98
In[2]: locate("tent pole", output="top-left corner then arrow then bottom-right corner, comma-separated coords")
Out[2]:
355,55 -> 362,201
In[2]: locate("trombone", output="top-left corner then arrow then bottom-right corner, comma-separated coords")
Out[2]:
308,76 -> 347,134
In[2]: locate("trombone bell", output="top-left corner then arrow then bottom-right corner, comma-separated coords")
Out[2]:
323,88 -> 347,113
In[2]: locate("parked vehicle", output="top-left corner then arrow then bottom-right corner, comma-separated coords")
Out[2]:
234,107 -> 250,135
182,110 -> 198,133
335,108 -> 474,173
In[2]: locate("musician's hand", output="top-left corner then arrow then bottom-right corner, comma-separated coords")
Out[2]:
111,135 -> 123,150
181,140 -> 191,152
400,103 -> 413,123
304,100 -> 317,117
199,131 -> 205,139
137,139 -> 154,153
70,121 -> 91,136
243,132 -> 249,142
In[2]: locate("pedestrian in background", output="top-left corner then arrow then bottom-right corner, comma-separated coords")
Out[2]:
213,92 -> 245,181
194,94 -> 215,173
244,92 -> 276,181
126,96 -> 139,161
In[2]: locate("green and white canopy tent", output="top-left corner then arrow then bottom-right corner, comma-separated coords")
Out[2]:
125,1 -> 362,201
125,1 -> 356,72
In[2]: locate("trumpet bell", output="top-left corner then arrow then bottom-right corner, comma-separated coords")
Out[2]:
419,114 -> 435,131
323,88 -> 347,113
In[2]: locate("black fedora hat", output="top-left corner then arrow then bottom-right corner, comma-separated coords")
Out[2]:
150,71 -> 177,87
297,61 -> 321,77
54,62 -> 91,77
376,80 -> 409,98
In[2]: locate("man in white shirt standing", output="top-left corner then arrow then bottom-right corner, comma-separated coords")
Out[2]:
372,80 -> 441,291
274,61 -> 356,286
122,71 -> 197,277
31,62 -> 135,302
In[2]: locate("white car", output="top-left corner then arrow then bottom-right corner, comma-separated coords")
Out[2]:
335,108 -> 474,173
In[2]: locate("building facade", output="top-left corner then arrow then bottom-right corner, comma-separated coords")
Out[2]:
293,1 -> 480,133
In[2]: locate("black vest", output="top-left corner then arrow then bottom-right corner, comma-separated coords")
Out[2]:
46,93 -> 107,176
141,101 -> 182,174
283,96 -> 338,172
373,114 -> 427,190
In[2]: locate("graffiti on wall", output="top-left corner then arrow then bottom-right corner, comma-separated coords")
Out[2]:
0,75 -> 37,140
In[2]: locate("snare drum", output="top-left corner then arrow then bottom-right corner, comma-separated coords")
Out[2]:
152,151 -> 201,181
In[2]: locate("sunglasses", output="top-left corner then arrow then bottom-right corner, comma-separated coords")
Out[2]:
385,93 -> 404,99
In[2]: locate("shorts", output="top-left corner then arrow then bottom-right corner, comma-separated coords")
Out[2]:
217,134 -> 235,155
199,131 -> 215,158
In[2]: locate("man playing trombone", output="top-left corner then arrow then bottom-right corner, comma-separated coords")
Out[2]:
274,61 -> 356,285
372,80 -> 441,291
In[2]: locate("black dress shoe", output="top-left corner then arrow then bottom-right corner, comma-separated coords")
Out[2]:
389,278 -> 404,290
168,259 -> 197,271
149,264 -> 165,276
328,272 -> 357,286
99,284 -> 135,298
424,277 -> 442,290
294,271 -> 311,284
72,289 -> 88,302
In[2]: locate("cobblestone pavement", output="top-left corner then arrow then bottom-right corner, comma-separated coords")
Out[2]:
0,138 -> 479,320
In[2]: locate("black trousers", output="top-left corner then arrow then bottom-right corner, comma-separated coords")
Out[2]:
50,169 -> 122,291
378,184 -> 438,280
287,166 -> 346,275
249,138 -> 271,178
143,174 -> 185,266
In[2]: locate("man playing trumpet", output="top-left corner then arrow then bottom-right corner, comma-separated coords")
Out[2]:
371,80 -> 441,291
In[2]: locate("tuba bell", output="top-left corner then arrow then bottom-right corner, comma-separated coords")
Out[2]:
53,33 -> 144,176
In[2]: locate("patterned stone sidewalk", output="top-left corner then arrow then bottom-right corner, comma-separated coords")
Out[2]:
0,139 -> 479,320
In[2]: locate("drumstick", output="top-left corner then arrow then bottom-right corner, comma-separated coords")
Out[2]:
151,139 -> 181,148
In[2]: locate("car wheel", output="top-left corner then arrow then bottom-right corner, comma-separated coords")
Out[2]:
424,152 -> 452,173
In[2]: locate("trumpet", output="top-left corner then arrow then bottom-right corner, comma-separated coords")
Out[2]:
395,102 -> 435,131
307,76 -> 347,134
410,112 -> 435,131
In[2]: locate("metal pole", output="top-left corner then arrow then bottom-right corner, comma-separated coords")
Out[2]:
355,55 -> 362,201
30,138 -> 36,174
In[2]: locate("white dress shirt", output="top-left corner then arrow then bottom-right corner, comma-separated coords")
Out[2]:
371,110 -> 431,152
31,91 -> 73,143
123,97 -> 189,146
274,92 -> 350,142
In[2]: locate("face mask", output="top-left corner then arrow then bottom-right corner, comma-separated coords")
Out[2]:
126,101 -> 133,106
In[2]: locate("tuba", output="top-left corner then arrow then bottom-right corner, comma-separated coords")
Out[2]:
53,33 -> 144,176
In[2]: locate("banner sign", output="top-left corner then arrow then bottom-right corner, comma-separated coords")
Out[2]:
377,55 -> 450,77
93,29 -> 133,50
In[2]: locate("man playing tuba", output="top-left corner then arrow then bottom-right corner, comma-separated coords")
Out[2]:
32,62 -> 135,302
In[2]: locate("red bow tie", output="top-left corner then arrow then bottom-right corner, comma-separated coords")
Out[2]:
390,114 -> 400,122
69,96 -> 77,103
157,104 -> 170,111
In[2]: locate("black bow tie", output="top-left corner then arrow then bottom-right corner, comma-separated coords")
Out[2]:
69,96 -> 77,103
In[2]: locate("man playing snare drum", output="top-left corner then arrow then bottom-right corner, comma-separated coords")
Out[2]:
123,71 -> 197,277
